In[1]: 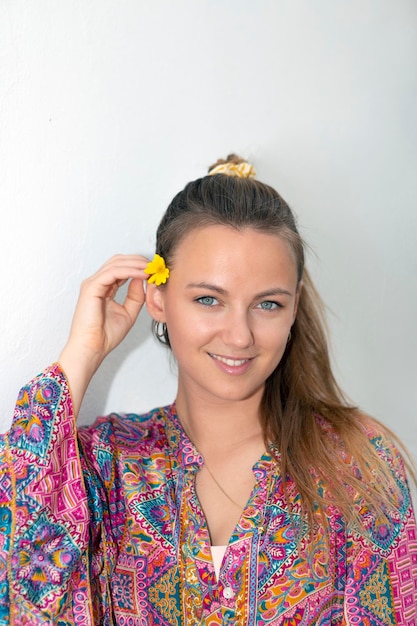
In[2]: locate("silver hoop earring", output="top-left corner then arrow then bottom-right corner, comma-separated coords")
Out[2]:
155,322 -> 167,339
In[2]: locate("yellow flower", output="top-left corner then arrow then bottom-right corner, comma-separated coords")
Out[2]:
144,254 -> 170,285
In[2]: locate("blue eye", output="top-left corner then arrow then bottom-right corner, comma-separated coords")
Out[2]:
257,301 -> 281,310
197,296 -> 218,306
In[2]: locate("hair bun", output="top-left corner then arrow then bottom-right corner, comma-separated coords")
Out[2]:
208,153 -> 256,179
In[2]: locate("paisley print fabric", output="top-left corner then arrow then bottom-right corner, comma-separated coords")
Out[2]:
0,364 -> 416,624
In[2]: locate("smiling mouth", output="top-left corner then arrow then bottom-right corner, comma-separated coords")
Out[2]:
209,354 -> 252,367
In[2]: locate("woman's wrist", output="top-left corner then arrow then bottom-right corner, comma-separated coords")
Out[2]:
58,343 -> 103,418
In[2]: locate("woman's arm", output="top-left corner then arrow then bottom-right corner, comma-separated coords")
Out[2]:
344,433 -> 417,623
58,254 -> 149,417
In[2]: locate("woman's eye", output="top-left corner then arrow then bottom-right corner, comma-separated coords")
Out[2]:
257,301 -> 281,310
196,296 -> 218,306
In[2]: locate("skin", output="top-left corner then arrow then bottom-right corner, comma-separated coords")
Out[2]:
59,225 -> 301,544
147,225 -> 300,436
59,254 -> 149,415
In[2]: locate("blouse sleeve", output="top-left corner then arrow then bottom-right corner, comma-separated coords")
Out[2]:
0,364 -> 113,625
344,430 -> 417,624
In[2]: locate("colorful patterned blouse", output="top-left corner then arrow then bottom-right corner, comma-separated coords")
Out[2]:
0,364 -> 416,624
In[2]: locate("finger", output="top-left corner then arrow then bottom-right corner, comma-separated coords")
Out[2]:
100,254 -> 151,273
122,277 -> 146,322
82,264 -> 149,299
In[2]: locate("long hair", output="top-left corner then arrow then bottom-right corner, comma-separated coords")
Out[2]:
153,155 -> 415,534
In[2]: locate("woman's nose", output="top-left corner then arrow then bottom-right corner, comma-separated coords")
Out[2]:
222,309 -> 255,349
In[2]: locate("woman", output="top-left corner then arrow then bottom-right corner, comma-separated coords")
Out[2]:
0,155 -> 416,624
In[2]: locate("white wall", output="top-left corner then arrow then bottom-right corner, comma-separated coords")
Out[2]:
1,1 -> 416,462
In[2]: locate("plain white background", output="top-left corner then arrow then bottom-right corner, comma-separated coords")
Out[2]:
0,1 -> 416,465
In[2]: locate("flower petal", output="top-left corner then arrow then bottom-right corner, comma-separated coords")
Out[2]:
144,254 -> 169,285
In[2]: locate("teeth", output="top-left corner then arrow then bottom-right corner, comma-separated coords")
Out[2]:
211,354 -> 249,367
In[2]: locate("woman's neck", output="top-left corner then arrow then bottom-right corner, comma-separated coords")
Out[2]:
175,383 -> 265,456
175,383 -> 268,547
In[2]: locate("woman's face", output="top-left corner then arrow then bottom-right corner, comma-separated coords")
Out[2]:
147,225 -> 300,408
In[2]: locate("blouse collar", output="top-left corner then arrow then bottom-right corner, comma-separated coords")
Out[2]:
161,403 -> 279,478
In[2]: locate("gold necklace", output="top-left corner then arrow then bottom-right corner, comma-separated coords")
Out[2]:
203,460 -> 246,511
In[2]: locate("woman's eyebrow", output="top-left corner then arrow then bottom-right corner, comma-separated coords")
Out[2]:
255,287 -> 293,298
186,283 -> 292,297
186,282 -> 228,295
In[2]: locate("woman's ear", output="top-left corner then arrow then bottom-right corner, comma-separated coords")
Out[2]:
145,283 -> 166,322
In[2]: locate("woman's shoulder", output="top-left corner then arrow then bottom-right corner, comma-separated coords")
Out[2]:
77,404 -> 174,453
317,410 -> 408,464
76,406 -> 177,492
314,410 -> 415,503
355,413 -> 410,470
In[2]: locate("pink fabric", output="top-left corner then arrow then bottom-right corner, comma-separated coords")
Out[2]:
0,364 -> 416,624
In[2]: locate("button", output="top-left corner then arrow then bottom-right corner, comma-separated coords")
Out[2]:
223,586 -> 235,599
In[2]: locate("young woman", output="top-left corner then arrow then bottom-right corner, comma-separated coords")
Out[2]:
0,155 -> 416,625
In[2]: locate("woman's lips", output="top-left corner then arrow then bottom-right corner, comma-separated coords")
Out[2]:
209,353 -> 254,374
